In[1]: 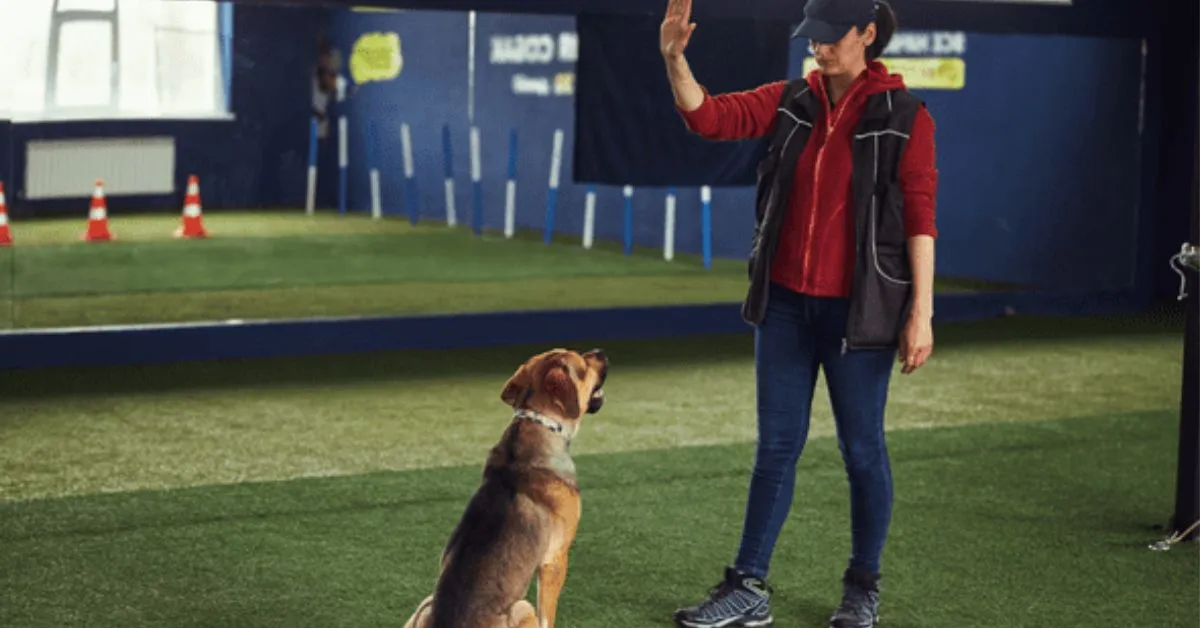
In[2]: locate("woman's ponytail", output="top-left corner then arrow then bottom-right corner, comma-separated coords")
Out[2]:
866,0 -> 897,61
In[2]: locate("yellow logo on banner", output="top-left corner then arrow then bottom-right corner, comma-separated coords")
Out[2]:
802,57 -> 966,90
350,32 -> 403,84
554,72 -> 575,96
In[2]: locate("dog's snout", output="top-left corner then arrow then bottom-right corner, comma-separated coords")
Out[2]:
590,348 -> 609,378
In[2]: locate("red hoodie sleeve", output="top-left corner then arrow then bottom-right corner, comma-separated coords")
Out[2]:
899,105 -> 939,239
677,81 -> 788,141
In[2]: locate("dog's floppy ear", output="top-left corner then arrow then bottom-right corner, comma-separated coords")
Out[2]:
539,356 -> 581,418
501,362 -> 533,407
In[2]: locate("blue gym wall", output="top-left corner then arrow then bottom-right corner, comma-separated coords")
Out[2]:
883,34 -> 1144,292
328,10 -> 1145,292
327,9 -> 768,260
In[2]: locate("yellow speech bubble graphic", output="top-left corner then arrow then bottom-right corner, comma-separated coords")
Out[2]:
802,57 -> 966,90
349,32 -> 403,85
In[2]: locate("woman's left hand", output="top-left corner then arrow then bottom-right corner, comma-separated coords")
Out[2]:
898,313 -> 933,375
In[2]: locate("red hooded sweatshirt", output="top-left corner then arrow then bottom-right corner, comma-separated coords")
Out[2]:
678,59 -> 938,299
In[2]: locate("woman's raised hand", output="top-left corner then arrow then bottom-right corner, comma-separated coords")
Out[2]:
660,0 -> 698,60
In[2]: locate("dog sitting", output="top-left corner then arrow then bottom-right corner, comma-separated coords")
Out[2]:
403,348 -> 609,628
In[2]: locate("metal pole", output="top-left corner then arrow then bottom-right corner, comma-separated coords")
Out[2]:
1172,2 -> 1200,543
1173,246 -> 1198,541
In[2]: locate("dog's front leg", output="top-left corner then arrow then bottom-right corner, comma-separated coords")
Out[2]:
536,479 -> 581,628
536,551 -> 569,628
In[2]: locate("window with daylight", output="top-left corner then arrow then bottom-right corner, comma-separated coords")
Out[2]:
0,0 -> 231,122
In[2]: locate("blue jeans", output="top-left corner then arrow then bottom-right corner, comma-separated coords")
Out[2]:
734,283 -> 897,579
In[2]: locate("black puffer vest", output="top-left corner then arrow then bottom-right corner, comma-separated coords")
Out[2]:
743,77 -> 924,351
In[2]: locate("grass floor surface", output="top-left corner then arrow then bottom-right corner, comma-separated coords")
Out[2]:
0,312 -> 1191,627
0,211 -> 1011,329
1,411 -> 1195,627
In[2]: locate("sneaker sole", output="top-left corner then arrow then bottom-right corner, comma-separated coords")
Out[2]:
675,616 -> 774,628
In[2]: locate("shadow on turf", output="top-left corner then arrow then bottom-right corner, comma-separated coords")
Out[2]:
789,598 -> 920,628
627,597 -> 922,628
0,458 -> 756,543
0,308 -> 1183,402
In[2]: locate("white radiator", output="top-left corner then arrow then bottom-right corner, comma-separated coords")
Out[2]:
24,137 -> 176,200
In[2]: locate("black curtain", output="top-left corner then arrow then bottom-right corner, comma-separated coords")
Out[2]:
572,11 -> 792,187
1145,0 -> 1199,301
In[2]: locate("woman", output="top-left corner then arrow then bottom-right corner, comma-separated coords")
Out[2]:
661,0 -> 938,626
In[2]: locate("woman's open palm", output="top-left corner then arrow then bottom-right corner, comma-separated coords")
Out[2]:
660,0 -> 697,59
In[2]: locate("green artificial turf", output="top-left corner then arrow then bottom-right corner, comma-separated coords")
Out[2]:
0,311 -> 1191,626
0,312 -> 1185,504
0,211 -> 1013,329
1,411 -> 1195,628
9,231 -> 727,296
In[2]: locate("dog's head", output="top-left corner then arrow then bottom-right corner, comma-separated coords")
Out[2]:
500,348 -> 609,434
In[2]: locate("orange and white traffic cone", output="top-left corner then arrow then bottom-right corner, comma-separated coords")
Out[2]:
83,179 -> 114,242
174,175 -> 207,239
0,182 -> 12,247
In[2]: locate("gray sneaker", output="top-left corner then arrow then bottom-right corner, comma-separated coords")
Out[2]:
829,568 -> 881,627
674,566 -> 774,628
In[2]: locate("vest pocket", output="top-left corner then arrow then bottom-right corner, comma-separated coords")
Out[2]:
850,185 -> 913,348
870,183 -> 912,286
851,261 -> 913,348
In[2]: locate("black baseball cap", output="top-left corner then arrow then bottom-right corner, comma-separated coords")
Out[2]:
792,0 -> 877,44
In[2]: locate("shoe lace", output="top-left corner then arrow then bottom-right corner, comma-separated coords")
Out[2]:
836,584 -> 879,620
696,580 -> 741,615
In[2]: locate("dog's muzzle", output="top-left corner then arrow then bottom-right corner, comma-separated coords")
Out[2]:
587,387 -> 605,414
585,348 -> 608,414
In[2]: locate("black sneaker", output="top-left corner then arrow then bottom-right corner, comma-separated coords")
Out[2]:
674,566 -> 774,628
828,568 -> 881,628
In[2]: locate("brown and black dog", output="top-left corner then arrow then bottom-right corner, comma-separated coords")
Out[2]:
403,347 -> 609,628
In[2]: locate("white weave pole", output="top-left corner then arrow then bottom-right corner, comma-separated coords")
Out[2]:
504,128 -> 519,239
305,117 -> 318,216
369,167 -> 382,220
582,185 -> 596,250
337,114 -> 349,214
469,125 -> 483,236
542,129 -> 564,244
663,187 -> 676,262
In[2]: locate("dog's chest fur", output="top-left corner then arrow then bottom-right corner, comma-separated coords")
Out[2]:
531,441 -> 576,487
509,420 -> 577,490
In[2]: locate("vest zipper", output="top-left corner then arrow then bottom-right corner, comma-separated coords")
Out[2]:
803,80 -> 864,293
